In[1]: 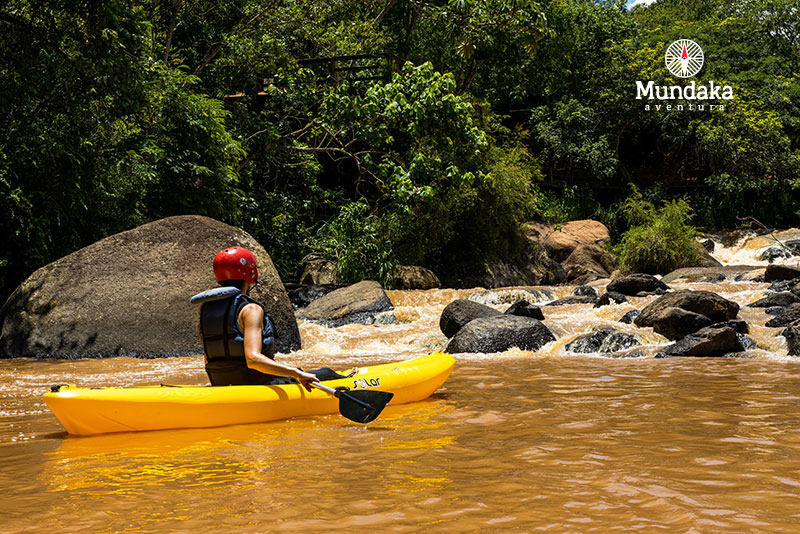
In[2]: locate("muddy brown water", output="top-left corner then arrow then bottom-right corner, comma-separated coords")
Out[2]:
4,275 -> 800,533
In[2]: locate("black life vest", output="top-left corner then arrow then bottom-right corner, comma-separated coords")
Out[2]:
194,288 -> 278,386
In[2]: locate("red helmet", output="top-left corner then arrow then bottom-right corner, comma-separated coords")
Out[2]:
213,247 -> 258,284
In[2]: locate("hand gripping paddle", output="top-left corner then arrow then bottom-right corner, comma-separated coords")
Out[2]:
311,382 -> 394,424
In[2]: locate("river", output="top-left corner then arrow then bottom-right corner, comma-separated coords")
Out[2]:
3,232 -> 800,532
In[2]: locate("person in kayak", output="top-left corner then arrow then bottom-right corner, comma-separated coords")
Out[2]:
196,246 -> 338,389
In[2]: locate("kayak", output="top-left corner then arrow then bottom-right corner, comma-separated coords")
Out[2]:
44,351 -> 455,436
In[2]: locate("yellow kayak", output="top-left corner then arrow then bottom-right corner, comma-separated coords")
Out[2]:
44,351 -> 455,436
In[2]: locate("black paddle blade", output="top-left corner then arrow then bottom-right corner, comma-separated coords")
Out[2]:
337,389 -> 394,424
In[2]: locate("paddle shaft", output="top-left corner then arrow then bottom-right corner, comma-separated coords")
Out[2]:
311,381 -> 373,410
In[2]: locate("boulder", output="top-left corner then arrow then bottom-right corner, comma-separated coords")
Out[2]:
656,326 -> 745,358
470,288 -> 556,306
599,332 -> 641,353
562,244 -> 617,284
594,291 -> 628,308
0,215 -> 300,358
565,328 -> 614,353
716,319 -> 750,335
445,315 -> 556,354
767,279 -> 798,292
524,220 -> 611,263
299,255 -> 339,285
287,284 -> 340,309
439,299 -> 502,338
392,265 -> 441,290
606,274 -> 669,296
782,325 -> 800,356
644,307 -> 713,341
747,292 -> 800,308
635,290 -> 739,328
619,310 -> 641,324
460,246 -> 566,288
765,303 -> 800,328
765,264 -> 800,283
572,285 -> 599,297
297,280 -> 393,327
760,246 -> 794,263
504,301 -> 545,320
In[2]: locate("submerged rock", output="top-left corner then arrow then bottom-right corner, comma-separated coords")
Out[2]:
440,299 -> 502,338
656,326 -> 745,358
297,280 -> 393,327
747,292 -> 800,308
607,274 -> 669,296
545,295 -> 598,306
619,310 -> 641,324
573,285 -> 599,297
565,328 -> 615,353
469,288 -> 556,306
594,291 -> 628,308
445,315 -> 556,354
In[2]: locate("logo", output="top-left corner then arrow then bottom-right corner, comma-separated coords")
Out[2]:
634,39 -> 732,112
665,39 -> 704,78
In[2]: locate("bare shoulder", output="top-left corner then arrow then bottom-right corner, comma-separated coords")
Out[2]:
239,302 -> 264,326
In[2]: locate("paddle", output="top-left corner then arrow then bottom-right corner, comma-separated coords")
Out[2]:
311,382 -> 394,424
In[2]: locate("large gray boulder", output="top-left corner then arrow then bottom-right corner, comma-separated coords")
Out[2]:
440,299 -> 502,338
445,315 -> 556,354
0,215 -> 300,358
297,280 -> 393,327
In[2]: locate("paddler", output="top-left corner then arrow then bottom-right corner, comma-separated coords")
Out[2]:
193,246 -> 344,389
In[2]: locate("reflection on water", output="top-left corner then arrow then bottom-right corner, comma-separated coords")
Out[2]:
3,280 -> 800,532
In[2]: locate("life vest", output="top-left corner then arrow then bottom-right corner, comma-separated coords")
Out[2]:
191,287 -> 277,385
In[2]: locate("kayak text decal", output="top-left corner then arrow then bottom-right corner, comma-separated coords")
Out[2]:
353,378 -> 381,389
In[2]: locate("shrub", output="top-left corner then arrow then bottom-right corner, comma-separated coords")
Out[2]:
613,186 -> 700,274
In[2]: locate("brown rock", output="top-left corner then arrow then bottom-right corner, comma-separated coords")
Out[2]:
524,220 -> 611,262
392,265 -> 441,290
297,281 -> 393,326
562,244 -> 617,284
0,215 -> 300,358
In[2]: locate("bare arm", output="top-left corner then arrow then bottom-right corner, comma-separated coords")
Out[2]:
239,303 -> 317,391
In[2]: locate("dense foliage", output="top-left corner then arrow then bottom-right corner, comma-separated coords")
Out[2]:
2,0 -> 799,298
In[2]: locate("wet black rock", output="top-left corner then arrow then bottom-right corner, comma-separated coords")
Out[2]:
765,264 -> 800,283
545,295 -> 598,306
747,292 -> 800,308
440,299 -> 502,338
565,328 -> 615,353
760,246 -> 794,263
782,325 -> 800,356
765,306 -> 787,316
700,239 -> 715,252
594,291 -> 628,308
656,326 -> 745,358
504,301 -> 545,320
737,333 -> 758,351
287,284 -> 340,309
606,274 -> 670,296
600,333 -> 641,353
765,303 -> 800,328
572,285 -> 599,297
715,319 -> 750,335
767,279 -> 799,293
619,310 -> 641,324
445,315 -> 556,354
